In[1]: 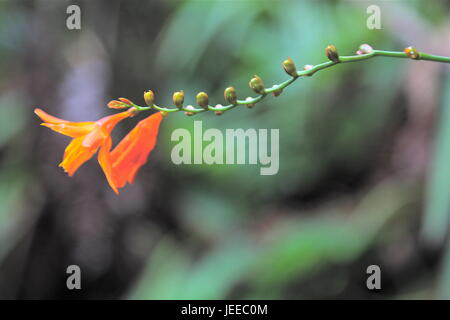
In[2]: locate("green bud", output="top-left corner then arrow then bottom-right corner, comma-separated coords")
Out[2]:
282,57 -> 297,77
196,92 -> 209,109
325,45 -> 340,63
224,86 -> 237,105
249,75 -> 265,95
173,90 -> 185,108
143,90 -> 155,106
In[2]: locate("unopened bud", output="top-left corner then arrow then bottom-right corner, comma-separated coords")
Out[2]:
404,46 -> 420,59
224,86 -> 237,105
119,97 -> 133,105
244,97 -> 255,108
184,105 -> 195,116
357,44 -> 373,55
249,75 -> 265,95
144,90 -> 155,106
325,45 -> 340,63
214,104 -> 224,116
108,100 -> 128,109
272,88 -> 283,97
282,57 -> 298,77
303,64 -> 314,76
196,92 -> 209,109
173,90 -> 185,108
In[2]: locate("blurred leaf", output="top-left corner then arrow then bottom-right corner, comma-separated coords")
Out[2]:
430,73 -> 450,299
0,165 -> 28,264
178,239 -> 258,299
127,236 -> 190,300
249,181 -> 409,293
0,93 -> 27,147
422,72 -> 450,246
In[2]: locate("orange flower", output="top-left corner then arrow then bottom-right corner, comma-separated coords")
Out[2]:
35,108 -> 134,193
108,112 -> 164,189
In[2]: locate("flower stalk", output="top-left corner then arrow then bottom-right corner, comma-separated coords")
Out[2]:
128,45 -> 450,116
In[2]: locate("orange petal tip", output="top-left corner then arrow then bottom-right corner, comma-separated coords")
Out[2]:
107,100 -> 127,109
118,97 -> 133,105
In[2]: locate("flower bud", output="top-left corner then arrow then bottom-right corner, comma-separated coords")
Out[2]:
244,97 -> 255,108
143,90 -> 155,106
224,86 -> 237,105
214,104 -> 224,115
357,44 -> 373,55
184,105 -> 195,116
325,45 -> 340,63
272,88 -> 283,97
196,92 -> 209,109
302,64 -> 314,77
249,75 -> 265,95
118,97 -> 133,105
108,100 -> 128,109
282,57 -> 297,77
173,90 -> 185,108
404,46 -> 419,59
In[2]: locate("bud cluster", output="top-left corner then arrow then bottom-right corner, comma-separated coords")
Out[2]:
104,44 -> 443,119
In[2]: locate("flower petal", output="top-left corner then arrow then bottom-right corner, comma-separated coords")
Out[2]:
97,110 -> 134,133
34,108 -> 70,124
98,137 -> 119,194
41,122 -> 96,137
59,136 -> 100,176
111,112 -> 163,188
35,108 -> 96,137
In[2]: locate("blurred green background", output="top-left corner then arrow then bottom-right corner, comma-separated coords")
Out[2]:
0,0 -> 449,299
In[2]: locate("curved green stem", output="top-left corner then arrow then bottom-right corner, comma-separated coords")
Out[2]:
131,48 -> 450,116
